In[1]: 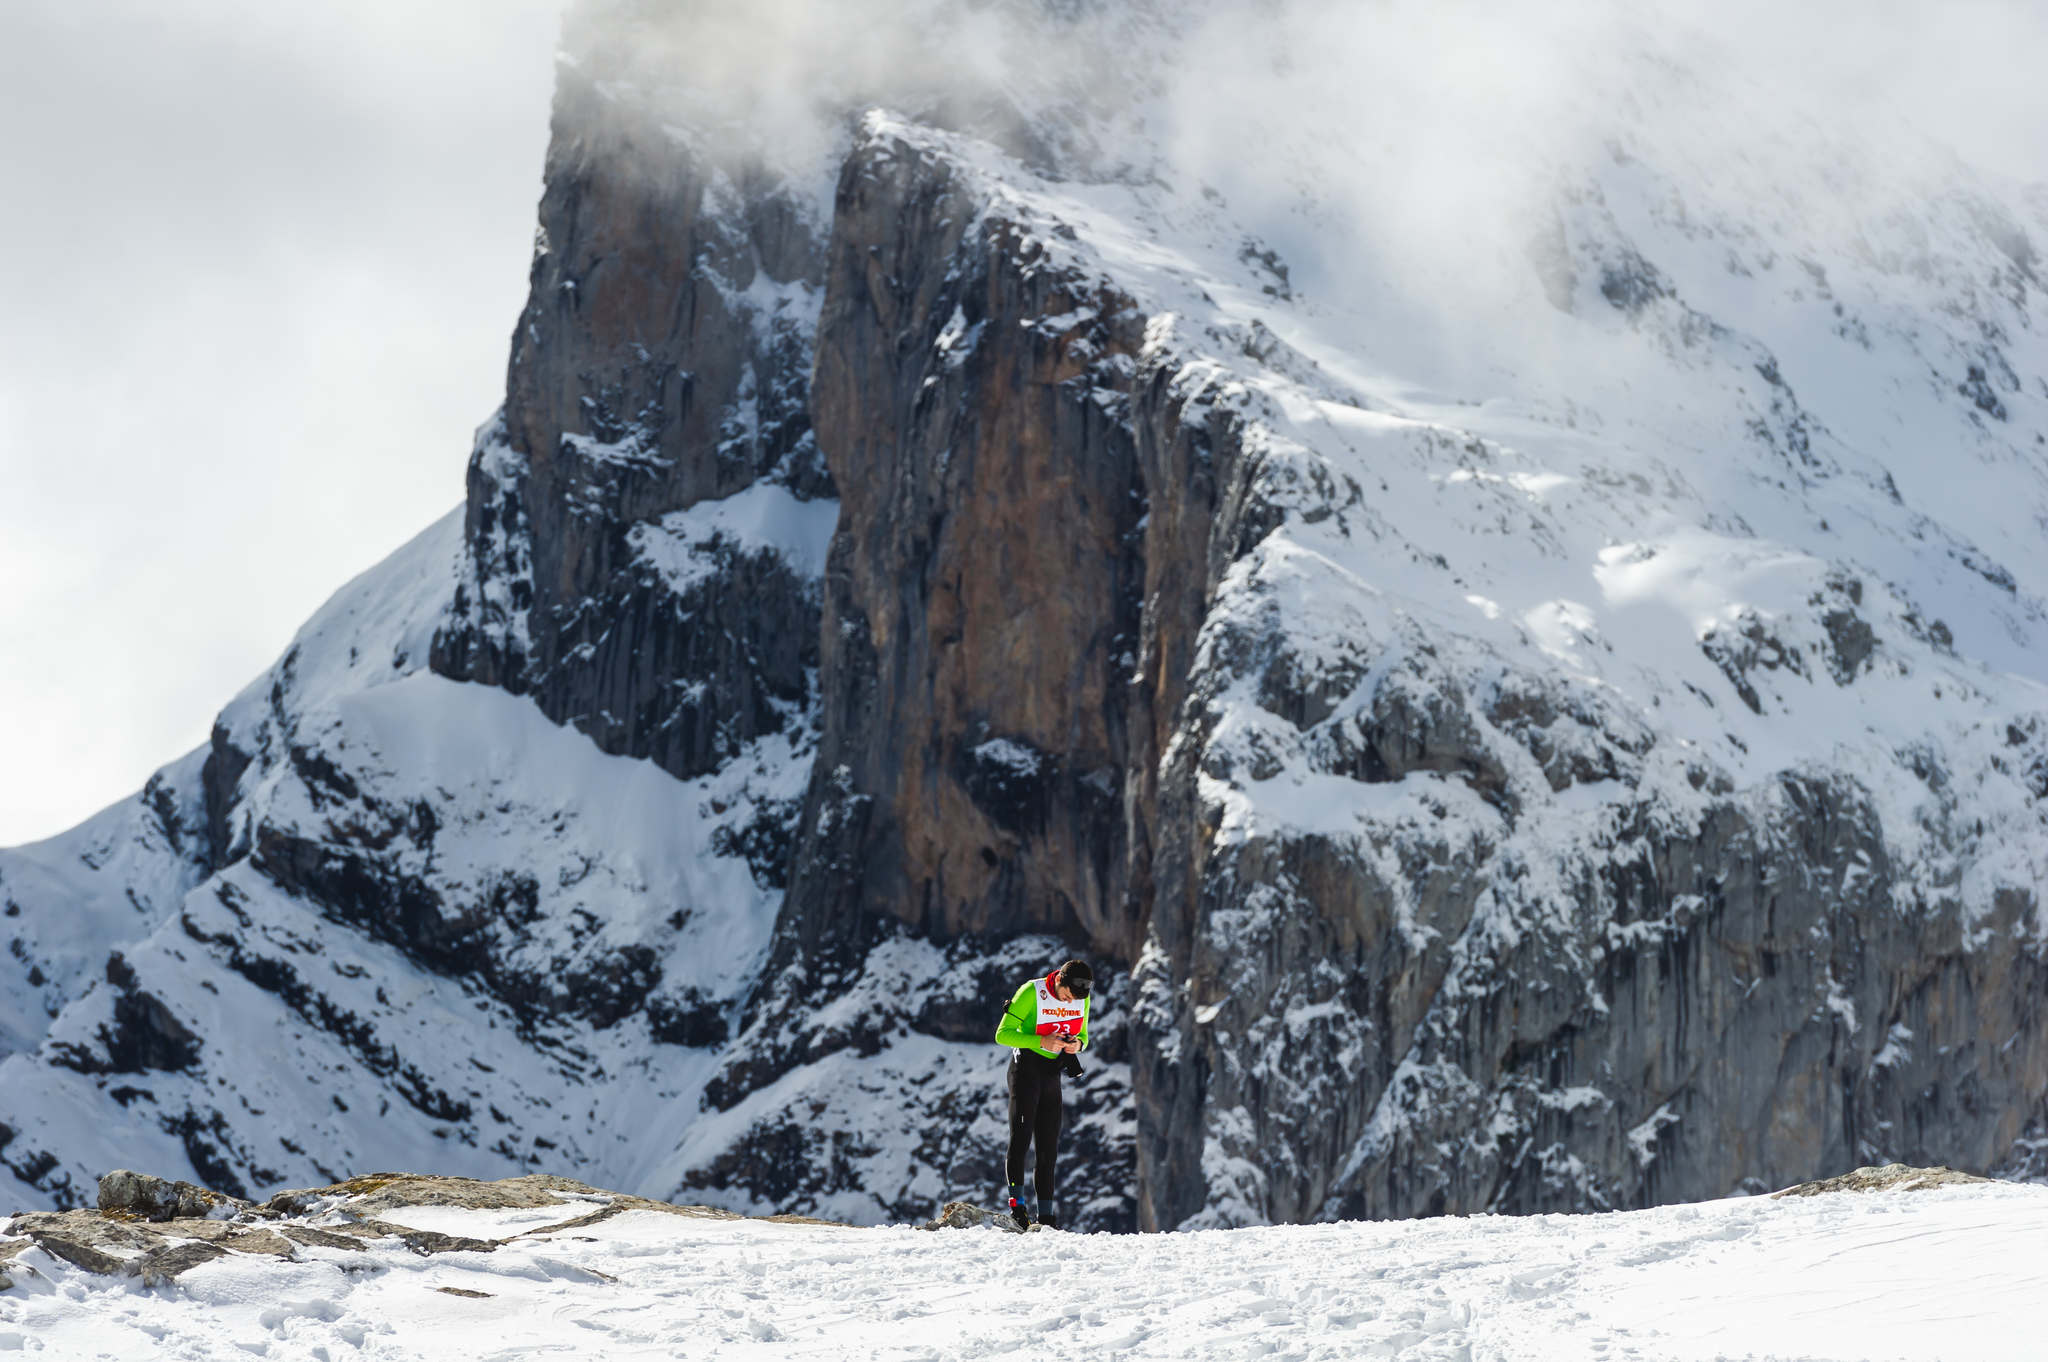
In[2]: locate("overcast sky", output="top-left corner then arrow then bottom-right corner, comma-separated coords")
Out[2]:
0,0 -> 567,845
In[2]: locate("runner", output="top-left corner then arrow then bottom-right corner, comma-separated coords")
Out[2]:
994,959 -> 1093,1229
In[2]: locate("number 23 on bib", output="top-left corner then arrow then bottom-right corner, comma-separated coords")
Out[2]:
1033,976 -> 1085,1040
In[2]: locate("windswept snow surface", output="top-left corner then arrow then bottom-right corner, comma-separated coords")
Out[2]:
4,1185 -> 2045,1360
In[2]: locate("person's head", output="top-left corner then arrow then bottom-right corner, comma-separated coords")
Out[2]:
1055,959 -> 1093,1002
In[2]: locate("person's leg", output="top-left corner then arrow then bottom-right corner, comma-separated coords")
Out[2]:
1005,1057 -> 1038,1219
1033,1071 -> 1063,1224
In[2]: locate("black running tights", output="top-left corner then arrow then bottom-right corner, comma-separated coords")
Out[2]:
1006,1052 -> 1063,1201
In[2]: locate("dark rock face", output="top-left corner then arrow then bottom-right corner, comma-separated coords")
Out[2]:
46,954 -> 203,1077
201,723 -> 253,873
1120,378 -> 1294,1233
431,58 -> 832,785
788,127 -> 1149,958
419,93 -> 2048,1235
1135,762 -> 2048,1228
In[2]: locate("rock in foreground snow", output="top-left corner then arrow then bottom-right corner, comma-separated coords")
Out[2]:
1,1168 -> 2043,1359
1773,1161 -> 1992,1198
919,1199 -> 1024,1232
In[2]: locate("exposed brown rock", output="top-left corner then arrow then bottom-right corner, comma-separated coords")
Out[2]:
919,1201 -> 1024,1233
129,1241 -> 228,1287
354,1221 -> 501,1256
269,1172 -> 738,1226
25,1233 -> 125,1277
216,1228 -> 296,1258
7,1206 -> 259,1286
10,1209 -> 160,1253
1772,1164 -> 1992,1198
100,1168 -> 250,1223
277,1224 -> 369,1252
760,1213 -> 853,1228
792,125 -> 1150,957
329,1171 -> 597,1216
141,1219 -> 247,1243
0,1238 -> 32,1289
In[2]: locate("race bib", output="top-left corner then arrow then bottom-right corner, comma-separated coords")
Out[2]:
1033,977 -> 1086,1038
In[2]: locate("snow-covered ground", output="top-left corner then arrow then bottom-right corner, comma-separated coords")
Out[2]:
4,1182 -> 2043,1360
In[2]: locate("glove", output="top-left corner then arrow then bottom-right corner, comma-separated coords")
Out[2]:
1061,1051 -> 1084,1079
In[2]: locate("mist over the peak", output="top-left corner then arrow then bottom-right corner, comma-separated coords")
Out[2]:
553,0 -> 2046,390
557,0 -> 2048,193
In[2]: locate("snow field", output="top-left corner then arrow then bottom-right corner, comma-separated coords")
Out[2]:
3,1184 -> 2043,1360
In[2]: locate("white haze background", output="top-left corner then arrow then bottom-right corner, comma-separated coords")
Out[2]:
1,0 -> 2042,846
0,0 -> 564,845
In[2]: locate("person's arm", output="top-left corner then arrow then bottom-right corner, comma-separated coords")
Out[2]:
995,983 -> 1049,1054
1077,996 -> 1091,1052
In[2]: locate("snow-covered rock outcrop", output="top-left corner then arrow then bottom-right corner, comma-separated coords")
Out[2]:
3,0 -> 2045,1232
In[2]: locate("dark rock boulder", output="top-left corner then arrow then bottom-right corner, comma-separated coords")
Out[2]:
24,1232 -> 126,1277
920,1200 -> 1023,1232
99,1169 -> 250,1223
130,1241 -> 229,1286
1773,1163 -> 1991,1198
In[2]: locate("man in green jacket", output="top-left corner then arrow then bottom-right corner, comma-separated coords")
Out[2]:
994,958 -> 1093,1229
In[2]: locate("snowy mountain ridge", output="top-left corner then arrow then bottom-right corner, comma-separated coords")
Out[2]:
2,0 -> 2046,1232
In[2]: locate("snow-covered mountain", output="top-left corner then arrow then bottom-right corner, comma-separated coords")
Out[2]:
3,0 -> 2045,1232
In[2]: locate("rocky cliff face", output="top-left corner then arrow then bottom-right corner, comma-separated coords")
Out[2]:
791,126 -> 1150,957
764,101 -> 2048,1229
432,55 -> 833,787
2,0 -> 2046,1234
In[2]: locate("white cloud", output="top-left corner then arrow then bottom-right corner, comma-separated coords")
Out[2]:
0,0 -> 566,845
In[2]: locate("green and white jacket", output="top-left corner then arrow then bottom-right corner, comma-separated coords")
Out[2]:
994,971 -> 1092,1059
